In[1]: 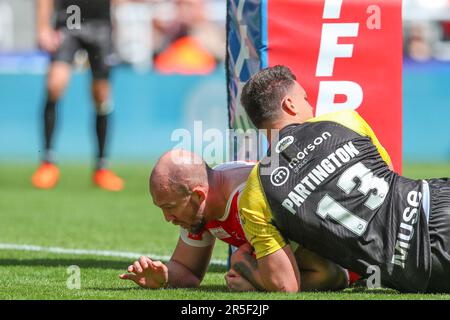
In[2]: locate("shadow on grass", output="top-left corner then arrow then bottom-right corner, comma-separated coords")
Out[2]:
88,284 -> 231,293
342,287 -> 400,295
0,258 -> 228,273
84,287 -> 145,292
195,284 -> 229,292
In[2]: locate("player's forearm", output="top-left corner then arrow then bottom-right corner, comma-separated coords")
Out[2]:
258,248 -> 300,292
37,0 -> 54,31
260,270 -> 299,292
231,251 -> 265,291
257,267 -> 300,292
166,259 -> 202,288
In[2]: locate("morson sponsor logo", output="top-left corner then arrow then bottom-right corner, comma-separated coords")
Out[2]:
288,132 -> 332,171
270,166 -> 290,187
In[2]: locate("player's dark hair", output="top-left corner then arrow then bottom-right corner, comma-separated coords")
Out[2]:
240,65 -> 297,128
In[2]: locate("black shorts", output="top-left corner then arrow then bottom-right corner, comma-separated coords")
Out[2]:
52,21 -> 113,79
425,178 -> 450,293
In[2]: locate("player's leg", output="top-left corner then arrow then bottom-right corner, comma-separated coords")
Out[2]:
92,79 -> 111,169
32,30 -> 76,189
84,22 -> 123,191
90,78 -> 124,192
44,61 -> 72,153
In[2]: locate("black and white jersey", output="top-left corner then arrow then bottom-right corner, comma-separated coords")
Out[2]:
239,110 -> 431,292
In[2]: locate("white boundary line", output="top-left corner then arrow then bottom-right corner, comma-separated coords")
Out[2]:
0,243 -> 227,266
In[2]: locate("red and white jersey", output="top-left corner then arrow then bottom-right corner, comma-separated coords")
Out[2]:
179,161 -> 253,248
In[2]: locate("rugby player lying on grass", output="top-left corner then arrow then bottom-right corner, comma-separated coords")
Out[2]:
237,65 -> 450,293
119,149 -> 356,291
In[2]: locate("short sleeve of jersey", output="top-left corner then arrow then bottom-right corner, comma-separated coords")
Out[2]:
307,110 -> 392,166
179,227 -> 215,247
238,165 -> 286,259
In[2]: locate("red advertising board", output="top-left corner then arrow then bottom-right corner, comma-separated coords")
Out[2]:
267,0 -> 403,171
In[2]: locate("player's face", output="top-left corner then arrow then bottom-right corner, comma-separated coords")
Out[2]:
154,190 -> 207,233
184,193 -> 207,234
290,81 -> 314,121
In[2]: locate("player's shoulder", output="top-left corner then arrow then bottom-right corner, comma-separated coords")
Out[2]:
215,161 -> 255,196
213,160 -> 255,171
239,164 -> 266,210
307,109 -> 362,124
307,109 -> 369,137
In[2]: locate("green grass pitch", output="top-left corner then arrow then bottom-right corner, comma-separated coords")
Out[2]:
0,162 -> 449,300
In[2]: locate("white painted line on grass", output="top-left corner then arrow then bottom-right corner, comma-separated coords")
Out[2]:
0,243 -> 227,266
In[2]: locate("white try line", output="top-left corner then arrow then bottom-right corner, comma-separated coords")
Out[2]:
0,243 -> 228,266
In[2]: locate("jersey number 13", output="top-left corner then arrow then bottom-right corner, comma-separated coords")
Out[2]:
316,162 -> 389,236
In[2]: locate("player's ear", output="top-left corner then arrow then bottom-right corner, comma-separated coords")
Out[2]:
281,96 -> 297,116
191,187 -> 207,204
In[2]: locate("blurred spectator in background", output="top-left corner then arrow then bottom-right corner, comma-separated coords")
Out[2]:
113,0 -> 154,70
32,0 -> 124,191
152,0 -> 225,74
405,22 -> 435,61
404,20 -> 450,61
403,0 -> 450,62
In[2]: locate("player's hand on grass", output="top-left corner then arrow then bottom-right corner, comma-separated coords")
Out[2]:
119,256 -> 169,289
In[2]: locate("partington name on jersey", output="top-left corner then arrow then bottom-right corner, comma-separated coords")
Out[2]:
282,141 -> 360,215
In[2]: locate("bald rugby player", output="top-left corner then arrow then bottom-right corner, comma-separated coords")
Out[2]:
119,150 -> 354,291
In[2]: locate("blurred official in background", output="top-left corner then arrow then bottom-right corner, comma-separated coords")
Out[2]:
32,0 -> 124,191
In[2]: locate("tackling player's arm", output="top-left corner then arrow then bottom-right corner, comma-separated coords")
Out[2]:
238,167 -> 301,292
239,207 -> 300,292
120,235 -> 215,289
225,243 -> 262,292
258,244 -> 301,292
